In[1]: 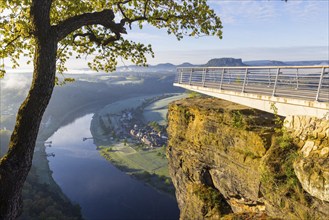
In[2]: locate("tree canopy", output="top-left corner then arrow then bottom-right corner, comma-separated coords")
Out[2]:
0,0 -> 222,75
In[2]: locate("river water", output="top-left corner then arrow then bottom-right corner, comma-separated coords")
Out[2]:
46,114 -> 179,220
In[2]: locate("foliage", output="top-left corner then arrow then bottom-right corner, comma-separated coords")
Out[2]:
260,146 -> 298,189
187,91 -> 201,98
133,171 -> 175,194
258,102 -> 309,216
193,184 -> 231,216
275,132 -> 293,150
266,103 -> 297,188
270,102 -> 292,149
0,0 -> 223,75
194,185 -> 221,208
231,110 -> 245,129
260,135 -> 307,214
20,166 -> 82,220
184,110 -> 195,122
270,102 -> 283,131
148,121 -> 161,133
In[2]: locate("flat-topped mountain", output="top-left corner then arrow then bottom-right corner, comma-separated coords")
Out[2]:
205,58 -> 247,67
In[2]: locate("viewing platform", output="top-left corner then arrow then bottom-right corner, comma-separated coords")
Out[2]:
174,66 -> 329,118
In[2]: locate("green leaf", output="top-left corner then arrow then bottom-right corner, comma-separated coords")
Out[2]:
1,0 -> 223,73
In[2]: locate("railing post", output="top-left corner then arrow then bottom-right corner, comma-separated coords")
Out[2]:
242,68 -> 248,93
189,68 -> 193,85
175,69 -> 178,83
228,69 -> 231,84
219,68 -> 225,90
268,69 -> 271,87
315,67 -> 325,101
202,68 -> 207,87
272,68 -> 280,96
179,69 -> 183,84
295,68 -> 299,90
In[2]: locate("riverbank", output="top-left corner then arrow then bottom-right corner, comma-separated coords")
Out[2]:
99,142 -> 175,195
91,93 -> 186,196
33,98 -> 114,184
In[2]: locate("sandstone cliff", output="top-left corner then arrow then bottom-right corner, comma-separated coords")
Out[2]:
167,97 -> 329,219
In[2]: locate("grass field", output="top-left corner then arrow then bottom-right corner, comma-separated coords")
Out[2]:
99,142 -> 174,195
100,143 -> 169,177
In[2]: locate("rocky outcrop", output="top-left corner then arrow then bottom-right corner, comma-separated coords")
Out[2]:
285,116 -> 329,202
167,97 -> 329,219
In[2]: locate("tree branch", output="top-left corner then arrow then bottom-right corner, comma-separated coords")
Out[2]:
2,35 -> 21,50
54,9 -> 126,42
72,31 -> 120,47
143,0 -> 150,18
124,14 -> 184,24
117,0 -> 184,27
117,3 -> 130,25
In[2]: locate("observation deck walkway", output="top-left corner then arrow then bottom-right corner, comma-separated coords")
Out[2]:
174,66 -> 329,118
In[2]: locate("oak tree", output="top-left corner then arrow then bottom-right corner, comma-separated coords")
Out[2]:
0,0 -> 222,218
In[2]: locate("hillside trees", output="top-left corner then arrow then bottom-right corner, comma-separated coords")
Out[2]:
0,0 -> 222,219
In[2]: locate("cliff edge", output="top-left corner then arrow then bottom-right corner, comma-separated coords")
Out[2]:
167,97 -> 329,219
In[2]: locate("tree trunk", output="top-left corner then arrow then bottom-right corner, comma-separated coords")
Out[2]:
0,35 -> 57,219
0,1 -> 56,218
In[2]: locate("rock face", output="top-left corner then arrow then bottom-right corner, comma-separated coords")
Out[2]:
167,97 -> 329,219
285,116 -> 329,202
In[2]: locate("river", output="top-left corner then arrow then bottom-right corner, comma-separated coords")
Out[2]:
46,114 -> 179,220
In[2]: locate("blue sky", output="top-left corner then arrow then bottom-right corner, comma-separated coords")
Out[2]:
117,0 -> 328,66
5,0 -> 329,70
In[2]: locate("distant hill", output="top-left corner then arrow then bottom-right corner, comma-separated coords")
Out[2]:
205,58 -> 246,67
176,62 -> 196,67
244,60 -> 328,66
284,60 -> 329,66
244,60 -> 287,66
114,58 -> 328,73
116,63 -> 176,73
155,63 -> 176,69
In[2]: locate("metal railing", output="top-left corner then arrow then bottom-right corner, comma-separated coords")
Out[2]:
174,66 -> 329,102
